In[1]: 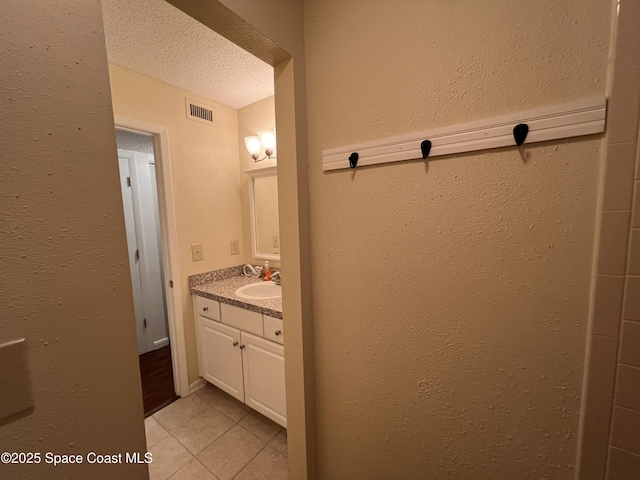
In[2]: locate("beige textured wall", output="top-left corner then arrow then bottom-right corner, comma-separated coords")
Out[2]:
305,1 -> 611,478
0,1 -> 147,479
218,0 -> 305,62
237,96 -> 280,266
108,64 -> 246,385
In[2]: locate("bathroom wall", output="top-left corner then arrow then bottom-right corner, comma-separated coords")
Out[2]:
108,64 -> 246,385
237,96 -> 280,266
304,1 -> 611,478
579,2 -> 640,478
0,1 -> 147,478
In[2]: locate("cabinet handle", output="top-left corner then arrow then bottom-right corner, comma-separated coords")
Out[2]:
203,307 -> 209,312
239,344 -> 245,349
275,330 -> 282,336
233,341 -> 239,347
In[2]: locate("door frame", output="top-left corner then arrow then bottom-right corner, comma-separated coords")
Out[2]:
115,115 -> 189,398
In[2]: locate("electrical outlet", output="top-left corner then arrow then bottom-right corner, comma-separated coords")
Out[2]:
191,243 -> 204,261
230,240 -> 240,255
273,235 -> 280,248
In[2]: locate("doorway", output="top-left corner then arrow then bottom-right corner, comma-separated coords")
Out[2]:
101,0 -> 313,473
116,129 -> 179,416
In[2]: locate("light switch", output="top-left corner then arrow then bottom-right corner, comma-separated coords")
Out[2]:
0,338 -> 34,425
230,240 -> 239,255
273,235 -> 280,248
191,243 -> 204,261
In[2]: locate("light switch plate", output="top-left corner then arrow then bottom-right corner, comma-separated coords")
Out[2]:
0,338 -> 34,425
230,240 -> 240,255
191,243 -> 204,261
273,235 -> 280,248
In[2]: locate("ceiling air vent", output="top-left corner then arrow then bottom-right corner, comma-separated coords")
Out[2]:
185,98 -> 214,125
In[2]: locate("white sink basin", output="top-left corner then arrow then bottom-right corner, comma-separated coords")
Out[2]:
235,282 -> 282,300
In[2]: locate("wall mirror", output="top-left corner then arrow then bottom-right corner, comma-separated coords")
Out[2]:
247,166 -> 280,261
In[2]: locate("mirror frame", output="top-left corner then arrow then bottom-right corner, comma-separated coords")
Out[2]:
246,165 -> 280,261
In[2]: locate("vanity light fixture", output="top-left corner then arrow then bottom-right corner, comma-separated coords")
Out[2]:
245,130 -> 276,162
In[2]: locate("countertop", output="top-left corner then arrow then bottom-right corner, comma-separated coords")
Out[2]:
190,275 -> 282,319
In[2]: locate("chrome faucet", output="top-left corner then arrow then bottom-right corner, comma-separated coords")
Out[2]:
271,271 -> 281,285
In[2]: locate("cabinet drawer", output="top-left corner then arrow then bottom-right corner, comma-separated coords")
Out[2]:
263,315 -> 284,345
195,295 -> 220,321
221,303 -> 263,336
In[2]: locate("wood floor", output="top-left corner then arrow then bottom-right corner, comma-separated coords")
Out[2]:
139,345 -> 179,417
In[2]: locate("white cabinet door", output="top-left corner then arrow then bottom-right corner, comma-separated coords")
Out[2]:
241,331 -> 287,428
197,318 -> 244,402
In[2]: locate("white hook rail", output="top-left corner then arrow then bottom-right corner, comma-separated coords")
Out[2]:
322,97 -> 607,171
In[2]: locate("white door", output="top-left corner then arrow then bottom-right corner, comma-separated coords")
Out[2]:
198,319 -> 244,401
118,149 -> 169,354
241,331 -> 287,427
118,158 -> 147,354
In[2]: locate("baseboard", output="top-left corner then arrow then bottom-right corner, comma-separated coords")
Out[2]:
189,378 -> 205,395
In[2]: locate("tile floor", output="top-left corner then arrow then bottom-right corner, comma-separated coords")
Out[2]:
145,383 -> 288,480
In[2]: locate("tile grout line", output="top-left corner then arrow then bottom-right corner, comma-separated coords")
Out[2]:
230,443 -> 268,480
154,394 -> 239,480
175,419 -> 235,478
191,416 -> 241,480
191,394 -> 246,480
192,457 -> 219,480
153,388 -> 286,480
195,389 -> 252,425
609,444 -> 640,458
147,416 -> 194,480
609,403 -> 640,414
195,405 -> 269,478
616,360 -> 640,370
227,422 -> 283,479
164,428 -> 196,479
160,431 -> 194,480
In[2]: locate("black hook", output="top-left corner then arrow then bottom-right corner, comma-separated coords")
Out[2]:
349,152 -> 359,169
420,140 -> 432,159
513,123 -> 529,147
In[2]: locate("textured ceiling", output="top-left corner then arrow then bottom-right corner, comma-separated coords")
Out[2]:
101,0 -> 274,109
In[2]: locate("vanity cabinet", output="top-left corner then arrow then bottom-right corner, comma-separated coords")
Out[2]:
194,295 -> 286,427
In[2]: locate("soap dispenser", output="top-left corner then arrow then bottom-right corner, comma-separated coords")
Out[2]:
263,261 -> 272,281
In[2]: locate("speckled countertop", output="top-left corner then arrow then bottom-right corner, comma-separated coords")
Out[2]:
190,274 -> 282,320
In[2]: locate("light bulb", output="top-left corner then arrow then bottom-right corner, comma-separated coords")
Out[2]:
259,131 -> 276,150
244,136 -> 261,157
